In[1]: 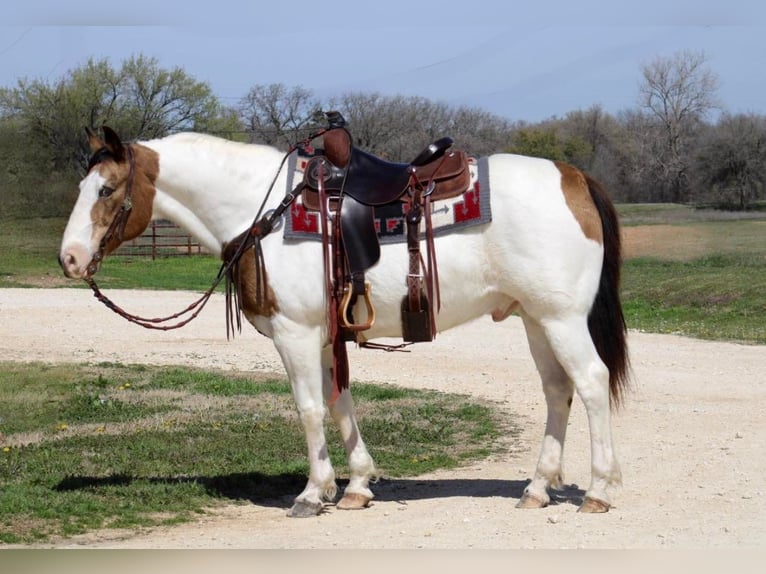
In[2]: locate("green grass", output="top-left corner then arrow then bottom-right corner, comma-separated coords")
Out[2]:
616,202 -> 766,226
0,362 -> 510,544
622,253 -> 766,343
0,217 -> 220,290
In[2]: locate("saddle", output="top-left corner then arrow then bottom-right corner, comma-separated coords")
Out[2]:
299,111 -> 471,344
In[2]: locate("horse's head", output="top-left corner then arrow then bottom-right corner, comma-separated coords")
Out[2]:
59,126 -> 158,279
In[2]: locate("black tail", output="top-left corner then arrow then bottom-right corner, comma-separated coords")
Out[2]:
585,175 -> 631,409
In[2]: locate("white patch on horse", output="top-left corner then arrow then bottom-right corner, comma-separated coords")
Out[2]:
59,171 -> 105,272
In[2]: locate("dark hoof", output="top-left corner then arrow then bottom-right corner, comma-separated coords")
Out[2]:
287,499 -> 323,518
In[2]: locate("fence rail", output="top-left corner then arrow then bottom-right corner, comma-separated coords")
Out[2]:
115,220 -> 208,259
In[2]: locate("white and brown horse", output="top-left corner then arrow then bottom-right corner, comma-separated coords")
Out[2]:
59,125 -> 629,517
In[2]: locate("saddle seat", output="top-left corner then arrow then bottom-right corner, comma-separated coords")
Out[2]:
301,133 -> 470,211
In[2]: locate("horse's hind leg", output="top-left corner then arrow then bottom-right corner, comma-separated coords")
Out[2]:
517,312 -> 574,509
321,354 -> 377,510
535,314 -> 622,512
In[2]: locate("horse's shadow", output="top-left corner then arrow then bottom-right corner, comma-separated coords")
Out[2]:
54,473 -> 586,509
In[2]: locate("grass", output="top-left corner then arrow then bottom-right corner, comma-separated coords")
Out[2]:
0,217 -> 221,290
0,362 -> 511,544
616,202 -> 766,226
622,254 -> 765,343
614,204 -> 766,344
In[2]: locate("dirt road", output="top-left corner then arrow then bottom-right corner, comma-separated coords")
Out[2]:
1,288 -> 763,549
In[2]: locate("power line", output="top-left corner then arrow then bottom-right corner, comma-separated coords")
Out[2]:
0,27 -> 33,58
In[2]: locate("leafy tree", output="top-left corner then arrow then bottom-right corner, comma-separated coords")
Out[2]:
0,116 -> 76,218
507,125 -> 591,168
0,55 -> 223,173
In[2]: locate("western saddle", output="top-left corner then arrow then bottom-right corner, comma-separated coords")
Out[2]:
300,111 -> 471,345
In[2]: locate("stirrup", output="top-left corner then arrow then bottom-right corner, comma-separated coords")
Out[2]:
339,281 -> 376,332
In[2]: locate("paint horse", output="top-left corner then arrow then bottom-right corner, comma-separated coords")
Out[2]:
59,123 -> 629,517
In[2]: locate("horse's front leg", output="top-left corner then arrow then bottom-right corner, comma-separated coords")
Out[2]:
321,347 -> 377,509
271,320 -> 337,517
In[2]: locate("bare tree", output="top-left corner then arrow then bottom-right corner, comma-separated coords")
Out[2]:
695,113 -> 766,209
327,92 -> 515,161
448,106 -> 516,158
594,109 -> 662,203
639,50 -> 720,203
238,83 -> 322,148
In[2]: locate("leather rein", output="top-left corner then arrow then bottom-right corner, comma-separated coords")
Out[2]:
82,136 -> 315,331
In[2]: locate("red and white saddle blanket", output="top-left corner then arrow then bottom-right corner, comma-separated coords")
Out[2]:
282,151 -> 492,243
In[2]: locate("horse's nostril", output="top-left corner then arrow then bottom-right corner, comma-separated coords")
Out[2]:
59,251 -> 80,277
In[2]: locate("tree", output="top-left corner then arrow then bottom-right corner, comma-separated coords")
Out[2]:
329,92 -> 516,160
0,55 -> 223,173
557,105 -> 609,172
638,50 -> 720,203
447,106 -> 516,158
238,83 -> 323,149
330,91 -> 415,158
695,113 -> 766,209
506,125 -> 592,169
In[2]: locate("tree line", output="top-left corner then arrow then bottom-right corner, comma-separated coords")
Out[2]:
1,51 -> 764,218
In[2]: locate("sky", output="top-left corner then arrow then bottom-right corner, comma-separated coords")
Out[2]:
2,0 -> 766,123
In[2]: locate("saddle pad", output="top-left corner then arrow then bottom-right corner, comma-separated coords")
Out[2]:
283,151 -> 491,244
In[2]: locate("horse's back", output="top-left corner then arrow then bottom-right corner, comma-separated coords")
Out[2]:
356,154 -> 609,338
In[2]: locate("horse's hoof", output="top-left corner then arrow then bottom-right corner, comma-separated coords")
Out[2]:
578,497 -> 610,513
287,499 -> 323,518
336,493 -> 371,510
515,492 -> 548,509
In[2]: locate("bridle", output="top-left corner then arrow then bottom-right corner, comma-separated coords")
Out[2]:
85,145 -> 136,277
82,143 -> 224,331
81,133 -> 322,332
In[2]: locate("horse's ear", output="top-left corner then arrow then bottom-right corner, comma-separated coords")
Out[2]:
101,126 -> 125,162
85,126 -> 104,153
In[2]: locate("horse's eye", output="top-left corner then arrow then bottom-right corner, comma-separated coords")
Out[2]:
99,186 -> 115,198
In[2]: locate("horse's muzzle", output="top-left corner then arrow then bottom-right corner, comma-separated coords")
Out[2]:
58,244 -> 90,279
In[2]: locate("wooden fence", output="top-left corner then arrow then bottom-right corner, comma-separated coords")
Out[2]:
115,220 -> 207,259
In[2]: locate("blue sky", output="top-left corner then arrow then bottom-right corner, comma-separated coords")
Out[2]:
2,1 -> 765,122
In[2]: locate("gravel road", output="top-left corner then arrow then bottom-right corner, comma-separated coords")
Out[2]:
1,288 -> 763,549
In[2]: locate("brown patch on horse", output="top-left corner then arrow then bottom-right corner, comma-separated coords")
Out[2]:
233,245 -> 280,319
89,144 -> 159,256
554,161 -> 602,244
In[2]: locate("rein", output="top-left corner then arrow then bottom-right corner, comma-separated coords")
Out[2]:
83,133 -> 324,331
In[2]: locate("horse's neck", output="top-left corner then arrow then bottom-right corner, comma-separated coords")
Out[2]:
144,135 -> 286,254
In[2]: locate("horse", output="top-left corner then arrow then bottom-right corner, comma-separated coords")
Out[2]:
58,124 -> 630,517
